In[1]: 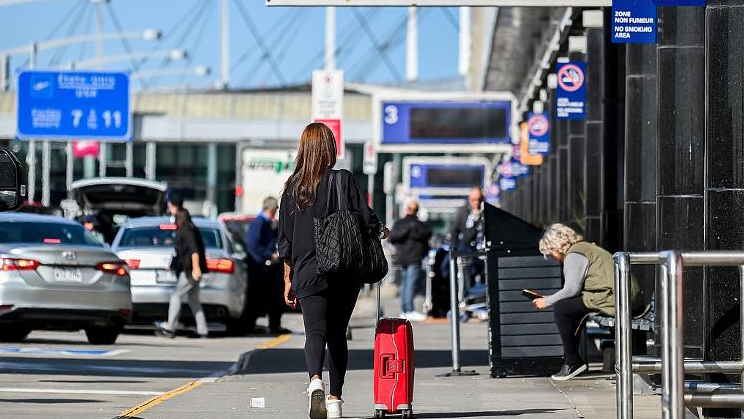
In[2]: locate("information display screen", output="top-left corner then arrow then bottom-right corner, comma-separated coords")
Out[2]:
382,101 -> 511,145
409,164 -> 486,189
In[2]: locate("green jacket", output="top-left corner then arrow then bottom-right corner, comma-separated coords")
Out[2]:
566,241 -> 617,316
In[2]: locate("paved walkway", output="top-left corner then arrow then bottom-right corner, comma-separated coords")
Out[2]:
117,289 -> 664,419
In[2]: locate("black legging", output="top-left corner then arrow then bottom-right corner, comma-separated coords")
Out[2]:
299,282 -> 361,397
553,295 -> 591,366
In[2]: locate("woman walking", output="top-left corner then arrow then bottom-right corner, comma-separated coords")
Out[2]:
279,123 -> 388,419
157,197 -> 209,339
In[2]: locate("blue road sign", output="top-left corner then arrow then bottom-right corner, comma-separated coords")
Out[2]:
556,62 -> 587,120
612,0 -> 658,44
653,0 -> 705,5
17,70 -> 131,141
527,112 -> 550,156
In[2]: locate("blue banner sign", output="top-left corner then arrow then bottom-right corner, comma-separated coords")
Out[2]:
527,112 -> 550,156
612,0 -> 658,44
17,70 -> 131,141
653,0 -> 705,5
381,100 -> 511,145
555,62 -> 587,120
499,177 -> 516,192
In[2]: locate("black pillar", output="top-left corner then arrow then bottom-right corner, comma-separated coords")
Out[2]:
705,4 -> 744,417
603,11 -> 626,252
656,6 -> 706,360
585,27 -> 605,244
623,42 -> 657,308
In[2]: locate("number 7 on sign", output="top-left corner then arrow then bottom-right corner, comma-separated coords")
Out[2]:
71,109 -> 83,128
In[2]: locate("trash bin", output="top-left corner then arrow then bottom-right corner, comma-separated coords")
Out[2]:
483,204 -> 564,378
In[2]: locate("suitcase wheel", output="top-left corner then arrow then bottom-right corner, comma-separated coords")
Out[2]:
401,408 -> 413,419
374,409 -> 385,419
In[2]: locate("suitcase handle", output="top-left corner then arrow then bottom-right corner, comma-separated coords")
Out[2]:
379,353 -> 404,379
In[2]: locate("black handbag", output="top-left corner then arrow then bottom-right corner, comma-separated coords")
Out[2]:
314,171 -> 388,284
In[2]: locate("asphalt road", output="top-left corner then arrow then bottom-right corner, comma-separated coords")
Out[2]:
0,320 -> 297,419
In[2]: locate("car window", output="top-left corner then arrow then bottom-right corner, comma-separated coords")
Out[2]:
117,226 -> 222,249
0,221 -> 103,246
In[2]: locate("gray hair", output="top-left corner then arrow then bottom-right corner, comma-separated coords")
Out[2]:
262,196 -> 278,212
539,223 -> 583,256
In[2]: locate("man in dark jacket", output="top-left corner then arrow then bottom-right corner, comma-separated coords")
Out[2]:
449,186 -> 486,302
389,200 -> 432,321
245,196 -> 289,334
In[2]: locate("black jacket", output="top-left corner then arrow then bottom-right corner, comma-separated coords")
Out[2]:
450,203 -> 483,249
389,214 -> 432,266
278,169 -> 382,298
171,224 -> 209,277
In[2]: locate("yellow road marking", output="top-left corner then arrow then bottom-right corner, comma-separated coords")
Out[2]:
116,333 -> 293,418
116,380 -> 203,418
256,333 -> 292,349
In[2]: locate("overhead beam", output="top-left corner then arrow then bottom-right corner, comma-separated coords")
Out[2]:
267,0 -> 610,6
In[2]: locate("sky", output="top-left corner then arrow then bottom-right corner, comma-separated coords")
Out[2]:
0,0 -> 462,91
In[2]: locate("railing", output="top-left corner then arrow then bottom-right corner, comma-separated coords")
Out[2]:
614,251 -> 744,419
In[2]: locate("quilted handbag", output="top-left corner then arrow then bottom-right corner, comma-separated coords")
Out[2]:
314,171 -> 388,283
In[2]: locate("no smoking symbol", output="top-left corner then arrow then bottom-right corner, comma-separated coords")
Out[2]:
528,114 -> 549,137
557,64 -> 585,92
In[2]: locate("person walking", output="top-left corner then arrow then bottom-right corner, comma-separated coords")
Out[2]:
532,223 -> 639,381
279,122 -> 388,419
245,196 -> 290,335
389,199 -> 431,321
157,195 -> 209,339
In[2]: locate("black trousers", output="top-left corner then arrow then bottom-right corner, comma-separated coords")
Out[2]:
553,295 -> 591,366
299,281 -> 360,397
247,262 -> 284,331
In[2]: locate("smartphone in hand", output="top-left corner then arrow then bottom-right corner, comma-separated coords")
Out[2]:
521,289 -> 543,300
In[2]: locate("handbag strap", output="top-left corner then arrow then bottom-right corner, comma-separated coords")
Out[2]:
311,170 -> 335,218
335,170 -> 347,211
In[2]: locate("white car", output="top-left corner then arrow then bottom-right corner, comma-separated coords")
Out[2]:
111,217 -> 250,335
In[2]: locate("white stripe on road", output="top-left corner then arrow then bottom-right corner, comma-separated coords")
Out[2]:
0,388 -> 162,396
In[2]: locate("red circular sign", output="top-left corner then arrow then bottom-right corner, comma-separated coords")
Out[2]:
557,64 -> 585,92
528,114 -> 549,137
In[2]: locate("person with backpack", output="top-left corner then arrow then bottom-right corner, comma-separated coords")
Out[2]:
278,122 -> 388,419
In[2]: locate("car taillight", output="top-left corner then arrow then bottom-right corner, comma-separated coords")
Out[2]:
125,259 -> 141,269
0,258 -> 40,271
97,262 -> 128,276
206,258 -> 234,274
159,224 -> 178,230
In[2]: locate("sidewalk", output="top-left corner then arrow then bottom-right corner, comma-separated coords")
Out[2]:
122,289 -> 663,419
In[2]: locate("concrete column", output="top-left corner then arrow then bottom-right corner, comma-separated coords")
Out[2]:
66,142 -> 74,199
41,141 -> 50,207
145,142 -> 156,180
27,141 -> 36,203
99,143 -> 107,177
705,4 -> 744,417
656,6 -> 706,360
207,143 -> 218,204
623,42 -> 658,311
584,28 -> 605,244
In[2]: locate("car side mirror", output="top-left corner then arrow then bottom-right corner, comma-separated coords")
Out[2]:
0,149 -> 25,212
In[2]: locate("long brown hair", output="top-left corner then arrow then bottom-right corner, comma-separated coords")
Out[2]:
283,122 -> 337,208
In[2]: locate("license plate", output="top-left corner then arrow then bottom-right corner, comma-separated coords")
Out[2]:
53,268 -> 82,283
156,270 -> 177,283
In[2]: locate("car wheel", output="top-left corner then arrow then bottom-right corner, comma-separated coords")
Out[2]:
0,326 -> 31,342
85,326 -> 121,345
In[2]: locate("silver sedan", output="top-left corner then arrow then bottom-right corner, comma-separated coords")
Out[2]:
0,213 -> 132,344
111,217 -> 249,335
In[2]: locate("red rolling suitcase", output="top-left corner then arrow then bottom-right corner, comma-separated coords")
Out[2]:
373,286 -> 415,419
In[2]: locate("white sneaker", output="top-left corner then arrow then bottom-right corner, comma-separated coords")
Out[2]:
307,378 -> 327,419
405,311 -> 427,322
326,396 -> 343,418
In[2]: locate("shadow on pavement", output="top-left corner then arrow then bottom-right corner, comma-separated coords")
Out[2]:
0,398 -> 104,404
413,409 -> 562,417
236,348 -> 489,375
0,357 -> 233,378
